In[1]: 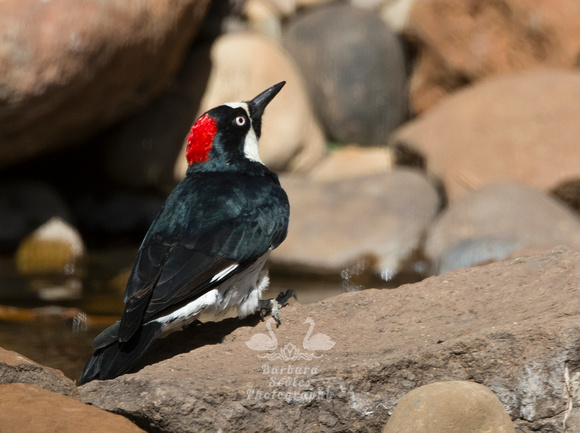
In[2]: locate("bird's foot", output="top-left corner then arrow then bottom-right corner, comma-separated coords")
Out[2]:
258,289 -> 297,327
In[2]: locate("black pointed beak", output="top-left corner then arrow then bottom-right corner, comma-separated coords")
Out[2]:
247,81 -> 285,137
249,81 -> 285,118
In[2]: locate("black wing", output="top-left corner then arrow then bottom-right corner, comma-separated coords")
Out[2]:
117,171 -> 289,342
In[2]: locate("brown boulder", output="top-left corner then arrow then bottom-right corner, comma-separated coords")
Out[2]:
391,69 -> 580,200
0,383 -> 144,433
405,0 -> 580,112
0,0 -> 210,168
383,381 -> 515,433
270,170 -> 440,280
79,246 -> 580,432
0,347 -> 78,398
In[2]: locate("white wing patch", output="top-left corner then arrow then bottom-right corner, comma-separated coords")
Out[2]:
153,252 -> 271,336
210,263 -> 239,283
224,101 -> 263,163
154,288 -> 220,325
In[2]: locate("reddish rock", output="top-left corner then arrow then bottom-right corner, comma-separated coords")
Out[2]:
391,69 -> 580,200
0,383 -> 144,433
405,0 -> 580,112
0,347 -> 78,398
0,0 -> 210,168
79,246 -> 580,432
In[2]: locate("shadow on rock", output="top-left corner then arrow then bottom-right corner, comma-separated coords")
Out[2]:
132,315 -> 261,373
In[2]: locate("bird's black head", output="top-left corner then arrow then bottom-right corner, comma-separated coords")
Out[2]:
185,82 -> 285,167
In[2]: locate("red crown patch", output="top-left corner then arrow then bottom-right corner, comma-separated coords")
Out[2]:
186,113 -> 218,165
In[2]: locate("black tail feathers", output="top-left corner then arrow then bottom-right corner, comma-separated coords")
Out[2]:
78,321 -> 162,386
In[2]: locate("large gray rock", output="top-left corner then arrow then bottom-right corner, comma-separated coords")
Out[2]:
283,4 -> 407,145
0,0 -> 210,168
79,246 -> 580,432
270,169 -> 440,281
425,181 -> 580,274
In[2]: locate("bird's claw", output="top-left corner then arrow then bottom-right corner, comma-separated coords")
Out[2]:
258,289 -> 297,327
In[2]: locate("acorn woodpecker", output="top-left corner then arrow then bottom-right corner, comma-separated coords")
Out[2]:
78,82 -> 291,385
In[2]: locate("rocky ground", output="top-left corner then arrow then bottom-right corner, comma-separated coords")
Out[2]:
2,0 -> 580,432
3,246 -> 580,432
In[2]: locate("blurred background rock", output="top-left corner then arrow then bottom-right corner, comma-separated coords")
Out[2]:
1,0 -> 580,384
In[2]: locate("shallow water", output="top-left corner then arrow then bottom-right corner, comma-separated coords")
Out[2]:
0,249 -> 384,381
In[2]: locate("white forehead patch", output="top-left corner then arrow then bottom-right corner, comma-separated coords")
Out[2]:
224,101 -> 262,163
224,101 -> 250,114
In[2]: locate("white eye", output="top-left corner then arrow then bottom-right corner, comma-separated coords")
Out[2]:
234,115 -> 246,126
